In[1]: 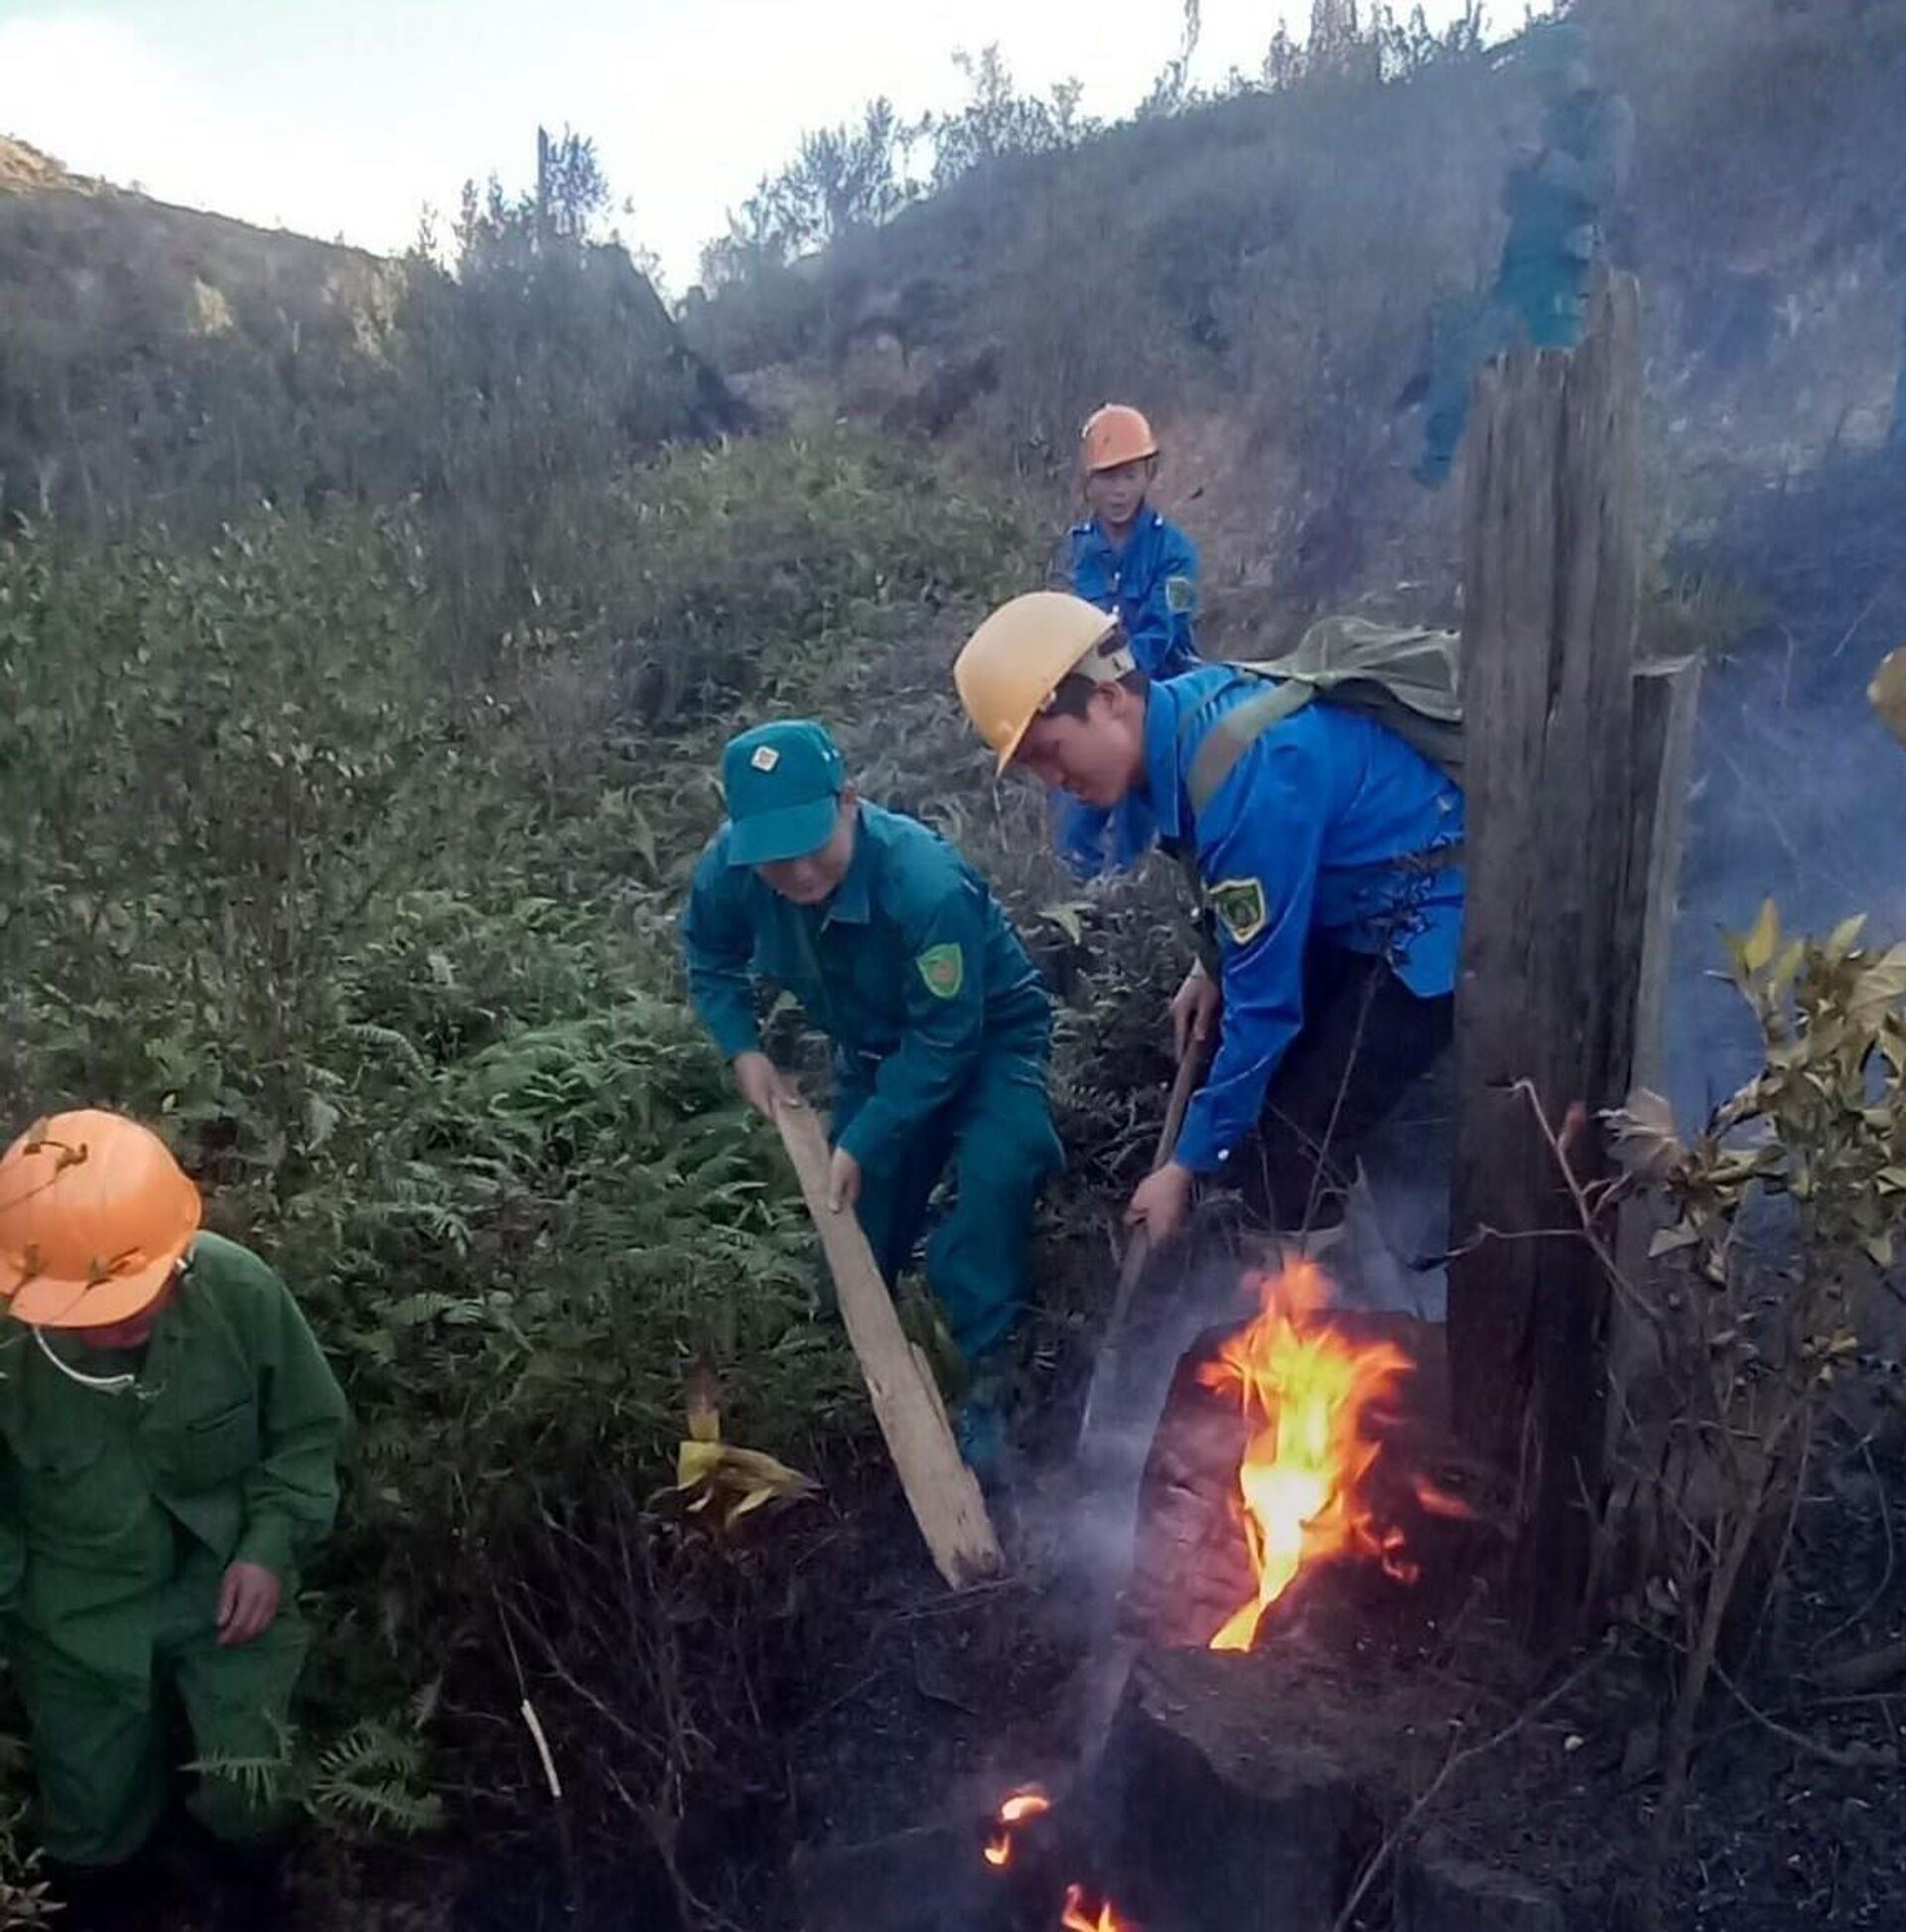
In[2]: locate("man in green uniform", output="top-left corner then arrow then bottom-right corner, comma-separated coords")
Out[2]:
0,1109 -> 349,1927
1413,21 -> 1634,485
680,721 -> 1060,1469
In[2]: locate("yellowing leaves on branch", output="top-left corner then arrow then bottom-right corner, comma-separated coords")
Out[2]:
1637,901 -> 1906,1280
669,1363 -> 818,1532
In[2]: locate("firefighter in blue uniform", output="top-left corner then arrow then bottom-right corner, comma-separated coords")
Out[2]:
680,721 -> 1061,1466
1046,404 -> 1200,879
956,594 -> 1462,1242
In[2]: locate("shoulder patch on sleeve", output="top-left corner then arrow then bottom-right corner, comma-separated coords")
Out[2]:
916,942 -> 966,1000
1209,878 -> 1268,946
1165,573 -> 1195,615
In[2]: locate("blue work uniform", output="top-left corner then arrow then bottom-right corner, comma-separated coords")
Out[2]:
681,803 -> 1061,1365
1145,667 -> 1464,1190
1054,508 -> 1202,879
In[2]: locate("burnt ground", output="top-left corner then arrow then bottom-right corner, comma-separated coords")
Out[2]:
768,1324 -> 1906,1932
284,1254 -> 1906,1932
1416,1407 -> 1906,1932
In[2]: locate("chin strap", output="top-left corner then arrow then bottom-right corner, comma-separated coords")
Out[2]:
30,1323 -> 138,1395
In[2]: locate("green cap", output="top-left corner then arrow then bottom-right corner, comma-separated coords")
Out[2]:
721,720 -> 847,867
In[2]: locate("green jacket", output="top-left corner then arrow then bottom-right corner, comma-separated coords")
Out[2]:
681,801 -> 1050,1164
0,1233 -> 348,1619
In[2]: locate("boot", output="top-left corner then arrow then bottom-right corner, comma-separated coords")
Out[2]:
953,1370 -> 1014,1488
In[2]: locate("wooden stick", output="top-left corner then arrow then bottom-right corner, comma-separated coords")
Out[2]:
773,1101 -> 1004,1588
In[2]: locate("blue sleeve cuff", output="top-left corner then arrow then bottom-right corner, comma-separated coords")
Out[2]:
708,1013 -> 762,1060
1173,1103 -> 1228,1175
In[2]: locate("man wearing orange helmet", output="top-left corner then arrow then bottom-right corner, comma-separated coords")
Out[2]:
0,1110 -> 348,1925
1048,403 -> 1201,878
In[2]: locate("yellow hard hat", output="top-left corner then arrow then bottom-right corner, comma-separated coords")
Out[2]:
955,592 -> 1134,771
0,1110 -> 202,1329
1872,646 -> 1906,748
1080,404 -> 1158,475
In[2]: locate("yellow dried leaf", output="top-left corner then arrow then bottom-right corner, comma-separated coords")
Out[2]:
1738,898 -> 1780,975
669,1436 -> 818,1530
1871,646 -> 1906,748
685,1362 -> 722,1445
1827,914 -> 1868,960
675,1441 -> 728,1486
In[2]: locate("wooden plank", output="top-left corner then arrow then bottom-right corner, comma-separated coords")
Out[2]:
773,1101 -> 1004,1588
1447,273 -> 1648,1641
1599,655 -> 1702,1539
1626,656 -> 1702,1097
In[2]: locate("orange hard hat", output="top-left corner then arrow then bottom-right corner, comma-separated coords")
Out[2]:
0,1110 -> 202,1328
1080,403 -> 1158,475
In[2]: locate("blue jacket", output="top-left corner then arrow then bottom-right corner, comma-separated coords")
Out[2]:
1066,508 -> 1201,681
680,803 -> 1050,1166
1145,667 -> 1465,1174
1053,506 -> 1201,879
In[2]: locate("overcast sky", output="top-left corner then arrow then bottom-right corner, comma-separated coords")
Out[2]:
0,0 -> 1490,290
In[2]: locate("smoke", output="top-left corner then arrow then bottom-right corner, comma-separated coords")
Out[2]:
1663,457 -> 1906,1126
1067,1237 -> 1258,1611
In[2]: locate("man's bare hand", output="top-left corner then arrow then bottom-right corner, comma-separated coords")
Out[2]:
734,1051 -> 799,1121
826,1146 -> 862,1214
1126,1160 -> 1195,1241
1170,965 -> 1222,1065
216,1561 -> 283,1647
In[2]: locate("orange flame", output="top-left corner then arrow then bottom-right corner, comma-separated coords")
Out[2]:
1197,1261 -> 1416,1651
983,1784 -> 1052,1869
1061,1884 -> 1140,1931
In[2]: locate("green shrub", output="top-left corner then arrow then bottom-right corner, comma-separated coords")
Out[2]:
0,426 -> 1058,1865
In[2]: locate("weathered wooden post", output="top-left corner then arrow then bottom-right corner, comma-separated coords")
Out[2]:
1446,273 -> 1693,1641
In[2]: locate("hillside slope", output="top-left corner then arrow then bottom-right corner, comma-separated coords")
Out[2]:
0,135 -> 734,531
689,0 -> 1906,609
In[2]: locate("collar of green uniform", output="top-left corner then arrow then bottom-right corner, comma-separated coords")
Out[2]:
818,815 -> 874,927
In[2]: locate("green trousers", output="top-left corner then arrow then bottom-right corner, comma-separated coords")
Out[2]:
10,1550 -> 307,1866
834,1026 -> 1062,1365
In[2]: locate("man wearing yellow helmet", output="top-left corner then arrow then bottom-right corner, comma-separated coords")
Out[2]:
956,595 -> 1464,1245
0,1110 -> 348,1926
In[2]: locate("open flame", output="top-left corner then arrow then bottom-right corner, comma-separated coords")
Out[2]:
1061,1883 -> 1140,1931
980,1784 -> 1136,1930
983,1783 -> 1052,1869
1197,1259 -> 1417,1651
